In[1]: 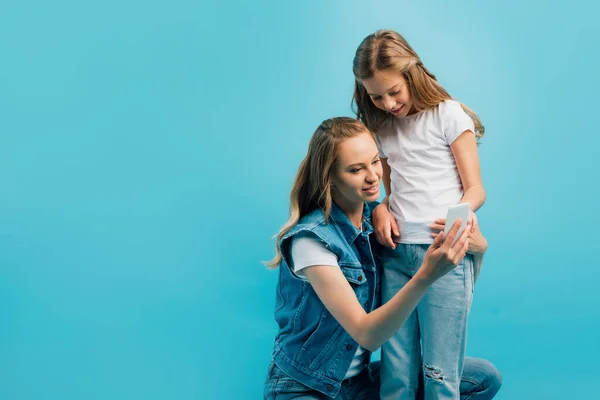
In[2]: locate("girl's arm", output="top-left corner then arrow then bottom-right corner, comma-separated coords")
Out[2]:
451,131 -> 485,212
303,220 -> 469,352
381,157 -> 392,203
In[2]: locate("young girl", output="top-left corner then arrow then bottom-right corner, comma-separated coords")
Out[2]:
263,117 -> 500,399
352,30 -> 486,399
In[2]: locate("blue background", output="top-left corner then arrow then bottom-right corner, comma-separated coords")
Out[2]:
1,1 -> 598,399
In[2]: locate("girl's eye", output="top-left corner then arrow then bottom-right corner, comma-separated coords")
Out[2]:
390,91 -> 399,96
373,159 -> 381,165
371,96 -> 381,102
351,168 -> 362,174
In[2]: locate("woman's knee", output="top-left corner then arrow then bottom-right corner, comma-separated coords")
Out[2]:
464,356 -> 502,397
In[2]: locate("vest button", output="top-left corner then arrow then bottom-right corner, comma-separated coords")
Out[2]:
357,276 -> 363,281
346,344 -> 352,350
327,385 -> 333,391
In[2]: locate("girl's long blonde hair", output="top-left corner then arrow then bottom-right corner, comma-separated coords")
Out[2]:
266,117 -> 373,268
352,29 -> 484,139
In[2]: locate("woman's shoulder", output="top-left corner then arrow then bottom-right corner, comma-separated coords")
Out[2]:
282,209 -> 327,241
298,208 -> 327,228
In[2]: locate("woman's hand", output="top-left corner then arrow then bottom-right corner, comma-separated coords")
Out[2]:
429,217 -> 487,254
417,219 -> 470,285
372,203 -> 400,249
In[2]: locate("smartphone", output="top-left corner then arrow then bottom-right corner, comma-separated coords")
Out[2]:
444,203 -> 470,245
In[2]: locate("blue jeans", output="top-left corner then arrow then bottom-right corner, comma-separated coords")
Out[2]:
263,357 -> 501,399
381,244 -> 475,400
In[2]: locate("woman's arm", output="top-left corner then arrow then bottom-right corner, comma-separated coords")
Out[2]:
430,218 -> 487,283
303,220 -> 469,352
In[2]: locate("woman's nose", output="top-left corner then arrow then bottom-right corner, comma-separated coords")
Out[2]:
366,168 -> 378,183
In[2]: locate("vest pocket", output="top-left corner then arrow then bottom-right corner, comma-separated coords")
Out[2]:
295,309 -> 336,366
274,274 -> 286,312
341,266 -> 368,285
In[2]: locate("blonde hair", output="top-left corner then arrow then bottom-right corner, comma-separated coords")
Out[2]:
265,117 -> 373,268
352,29 -> 484,140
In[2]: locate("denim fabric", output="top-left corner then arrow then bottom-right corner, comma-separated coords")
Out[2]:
264,357 -> 501,400
269,202 -> 383,398
380,244 -> 474,400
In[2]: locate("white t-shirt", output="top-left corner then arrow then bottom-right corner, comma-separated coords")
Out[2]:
290,232 -> 367,379
375,100 -> 475,244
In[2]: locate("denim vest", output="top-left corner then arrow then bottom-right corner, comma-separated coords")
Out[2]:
270,202 -> 383,398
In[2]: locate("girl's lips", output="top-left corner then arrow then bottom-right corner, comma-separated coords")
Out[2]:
391,104 -> 403,115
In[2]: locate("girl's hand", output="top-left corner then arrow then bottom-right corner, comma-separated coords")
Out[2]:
429,217 -> 487,254
417,219 -> 470,285
372,203 -> 400,249
467,210 -> 478,233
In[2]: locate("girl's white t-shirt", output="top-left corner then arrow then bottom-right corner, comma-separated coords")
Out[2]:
375,100 -> 475,244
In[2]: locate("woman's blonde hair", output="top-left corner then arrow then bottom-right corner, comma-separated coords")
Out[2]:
265,117 -> 373,268
352,29 -> 484,139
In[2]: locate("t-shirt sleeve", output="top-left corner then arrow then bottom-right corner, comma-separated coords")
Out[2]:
290,232 -> 339,279
472,252 -> 483,283
374,132 -> 387,158
441,100 -> 475,145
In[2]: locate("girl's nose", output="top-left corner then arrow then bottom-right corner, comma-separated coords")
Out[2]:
383,96 -> 395,111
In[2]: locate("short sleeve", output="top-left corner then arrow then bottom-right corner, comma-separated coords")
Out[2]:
472,252 -> 483,283
374,133 -> 387,158
290,232 -> 339,278
441,100 -> 475,144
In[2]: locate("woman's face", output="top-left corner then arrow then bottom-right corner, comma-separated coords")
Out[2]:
361,69 -> 414,118
331,132 -> 383,208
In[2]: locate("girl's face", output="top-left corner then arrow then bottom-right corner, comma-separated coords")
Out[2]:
331,132 -> 382,209
361,70 -> 414,118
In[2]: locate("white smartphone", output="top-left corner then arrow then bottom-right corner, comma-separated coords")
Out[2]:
444,203 -> 471,245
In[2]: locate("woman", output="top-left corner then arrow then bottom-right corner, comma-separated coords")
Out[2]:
264,117 -> 501,399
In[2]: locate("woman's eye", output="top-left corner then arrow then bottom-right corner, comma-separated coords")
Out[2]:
351,168 -> 362,174
390,91 -> 399,96
373,159 -> 381,165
